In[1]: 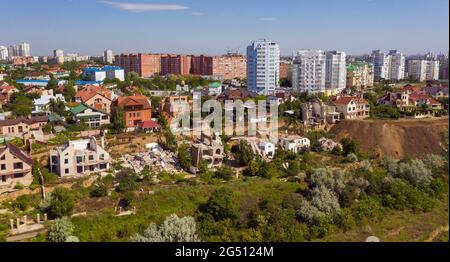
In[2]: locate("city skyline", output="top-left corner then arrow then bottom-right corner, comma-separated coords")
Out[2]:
1,0 -> 449,56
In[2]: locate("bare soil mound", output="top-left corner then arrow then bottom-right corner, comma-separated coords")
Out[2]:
330,118 -> 449,159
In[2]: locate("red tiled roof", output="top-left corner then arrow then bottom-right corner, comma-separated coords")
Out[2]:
75,86 -> 112,102
117,95 -> 151,109
0,86 -> 17,93
140,120 -> 160,129
332,95 -> 368,106
0,116 -> 48,127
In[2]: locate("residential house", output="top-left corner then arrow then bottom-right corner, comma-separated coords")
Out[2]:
0,86 -> 18,108
279,135 -> 310,153
0,143 -> 33,190
74,86 -> 113,114
162,95 -> 190,119
424,84 -> 449,99
49,136 -> 111,177
217,88 -> 258,102
191,133 -> 224,170
32,92 -> 66,116
258,140 -> 276,158
116,94 -> 152,131
208,82 -> 223,96
377,84 -> 443,113
70,104 -> 110,129
139,120 -> 160,133
0,116 -> 48,138
302,98 -> 341,129
330,94 -> 370,120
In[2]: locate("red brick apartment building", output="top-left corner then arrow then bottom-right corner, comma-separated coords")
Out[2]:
191,54 -> 247,79
161,55 -> 192,76
115,53 -> 246,79
114,54 -> 161,78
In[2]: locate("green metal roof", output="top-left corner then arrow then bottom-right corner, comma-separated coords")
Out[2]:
70,104 -> 88,115
48,113 -> 64,122
209,82 -> 222,88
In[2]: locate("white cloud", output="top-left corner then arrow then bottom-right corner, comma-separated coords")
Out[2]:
190,12 -> 203,16
260,17 -> 276,21
101,1 -> 189,12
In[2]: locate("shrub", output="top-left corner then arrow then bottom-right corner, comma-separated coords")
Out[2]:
47,217 -> 74,242
13,195 -> 31,211
48,187 -> 75,218
90,183 -> 108,198
131,214 -> 201,242
341,137 -> 360,156
200,187 -> 239,222
214,166 -> 235,181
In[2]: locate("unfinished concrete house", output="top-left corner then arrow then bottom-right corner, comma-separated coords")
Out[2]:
191,133 -> 224,169
49,136 -> 111,177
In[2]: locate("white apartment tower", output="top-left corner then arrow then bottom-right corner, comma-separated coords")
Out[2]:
388,50 -> 405,80
372,50 -> 390,80
104,49 -> 114,64
8,42 -> 31,57
408,60 -> 440,81
325,51 -> 347,93
247,39 -> 280,95
292,50 -> 327,93
371,50 -> 405,81
0,46 -> 8,60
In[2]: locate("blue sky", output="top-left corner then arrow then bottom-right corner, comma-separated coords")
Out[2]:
1,0 -> 449,56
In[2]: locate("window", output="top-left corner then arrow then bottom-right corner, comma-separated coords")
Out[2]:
1,176 -> 6,182
0,154 -> 4,160
65,169 -> 70,174
64,159 -> 69,164
89,155 -> 94,161
13,162 -> 23,170
76,156 -> 83,164
99,154 -> 104,160
1,164 -> 5,170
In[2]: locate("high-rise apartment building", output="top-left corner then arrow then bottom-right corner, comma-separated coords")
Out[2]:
9,42 -> 31,57
388,50 -> 405,80
104,49 -> 114,64
160,55 -> 192,76
407,60 -> 440,81
246,39 -> 280,94
371,50 -> 390,80
292,50 -> 326,93
0,46 -> 8,60
191,54 -> 247,80
371,50 -> 405,81
325,51 -> 347,93
114,53 -> 162,78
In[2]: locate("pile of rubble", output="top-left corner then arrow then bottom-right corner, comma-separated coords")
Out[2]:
119,143 -> 181,173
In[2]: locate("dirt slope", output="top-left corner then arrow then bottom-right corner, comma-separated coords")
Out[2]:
330,118 -> 449,159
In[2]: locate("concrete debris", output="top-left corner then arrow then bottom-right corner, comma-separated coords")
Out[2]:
119,143 -> 181,173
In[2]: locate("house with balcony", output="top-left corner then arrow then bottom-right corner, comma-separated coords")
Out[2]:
32,91 -> 66,116
116,94 -> 152,132
49,136 -> 110,177
279,135 -> 310,153
302,98 -> 341,129
70,104 -> 110,129
0,143 -> 33,191
330,94 -> 370,120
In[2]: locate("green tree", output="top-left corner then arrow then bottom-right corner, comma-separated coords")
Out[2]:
49,98 -> 67,116
48,187 -> 75,218
112,106 -> 126,132
177,143 -> 192,171
341,137 -> 360,156
200,187 -> 239,222
63,80 -> 76,101
10,94 -> 33,117
214,165 -> 235,180
235,140 -> 255,166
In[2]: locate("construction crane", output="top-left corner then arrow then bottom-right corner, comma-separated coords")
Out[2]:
226,45 -> 243,56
